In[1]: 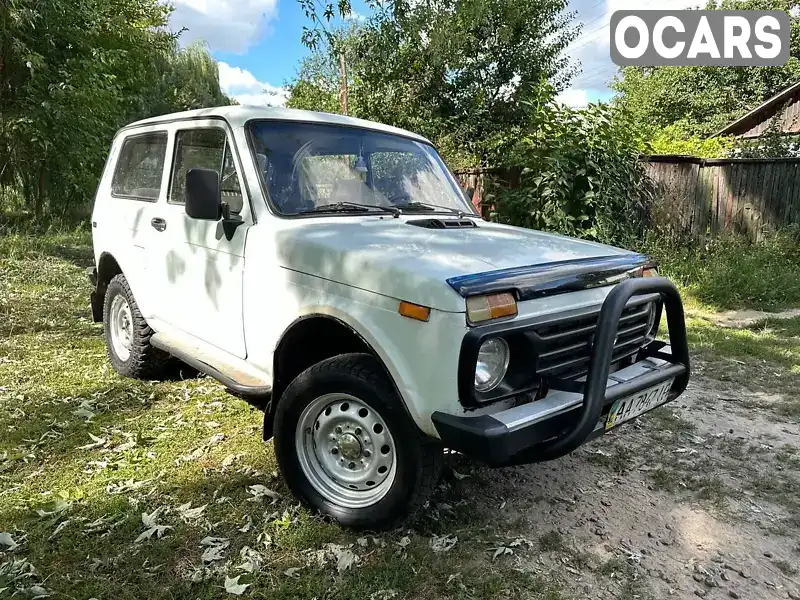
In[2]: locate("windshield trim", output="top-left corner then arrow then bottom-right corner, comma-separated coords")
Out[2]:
244,118 -> 478,220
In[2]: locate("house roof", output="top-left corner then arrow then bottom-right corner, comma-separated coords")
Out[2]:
712,80 -> 800,138
124,105 -> 432,144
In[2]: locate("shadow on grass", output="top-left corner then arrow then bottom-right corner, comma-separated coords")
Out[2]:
0,466 -> 563,600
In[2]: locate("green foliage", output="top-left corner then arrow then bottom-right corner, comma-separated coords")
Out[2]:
486,100 -> 651,245
649,124 -> 735,158
0,1 -> 231,222
288,0 -> 578,166
640,228 -> 800,310
285,24 -> 362,114
613,1 -> 800,139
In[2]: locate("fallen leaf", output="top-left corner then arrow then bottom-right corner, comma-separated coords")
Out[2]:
224,575 -> 250,596
200,536 -> 230,547
176,503 -> 206,521
452,470 -> 470,480
238,515 -> 252,533
333,547 -> 358,572
135,525 -> 171,543
202,545 -> 227,562
78,433 -> 106,450
247,484 -> 279,503
430,534 -> 457,553
141,507 -> 165,528
0,532 -> 19,550
491,546 -> 513,560
284,567 -> 302,578
236,547 -> 262,573
49,520 -> 71,540
208,433 -> 226,445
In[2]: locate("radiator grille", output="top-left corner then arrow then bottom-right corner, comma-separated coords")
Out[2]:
529,301 -> 656,380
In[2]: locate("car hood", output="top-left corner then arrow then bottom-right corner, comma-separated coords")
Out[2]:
274,217 -> 635,312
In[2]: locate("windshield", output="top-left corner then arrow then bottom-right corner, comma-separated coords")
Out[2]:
247,120 -> 475,216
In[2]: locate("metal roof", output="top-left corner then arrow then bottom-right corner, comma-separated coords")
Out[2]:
124,105 -> 432,144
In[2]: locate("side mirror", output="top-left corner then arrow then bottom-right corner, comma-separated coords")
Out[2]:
185,168 -> 221,220
464,187 -> 475,202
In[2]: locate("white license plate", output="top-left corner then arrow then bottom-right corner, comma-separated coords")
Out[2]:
605,380 -> 673,430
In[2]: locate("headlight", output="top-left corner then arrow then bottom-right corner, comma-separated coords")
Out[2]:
474,338 -> 510,393
646,301 -> 659,338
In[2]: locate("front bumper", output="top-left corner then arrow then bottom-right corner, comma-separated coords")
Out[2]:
432,277 -> 690,467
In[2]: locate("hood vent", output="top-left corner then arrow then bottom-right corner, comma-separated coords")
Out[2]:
407,218 -> 477,230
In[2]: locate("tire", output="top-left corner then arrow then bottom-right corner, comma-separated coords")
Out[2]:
273,353 -> 443,529
103,274 -> 170,379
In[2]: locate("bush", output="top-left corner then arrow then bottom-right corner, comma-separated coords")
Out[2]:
639,228 -> 800,311
485,102 -> 651,246
648,123 -> 734,158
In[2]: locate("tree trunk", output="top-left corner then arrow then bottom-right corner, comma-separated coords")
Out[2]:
35,163 -> 45,219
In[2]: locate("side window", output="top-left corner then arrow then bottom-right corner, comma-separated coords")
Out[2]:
170,128 -> 244,213
111,133 -> 168,201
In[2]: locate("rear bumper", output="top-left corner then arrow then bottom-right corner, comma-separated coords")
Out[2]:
432,277 -> 690,467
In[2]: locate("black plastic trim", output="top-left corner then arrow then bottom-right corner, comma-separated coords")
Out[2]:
446,254 -> 653,301
456,292 -> 660,408
149,337 -> 272,398
437,277 -> 690,466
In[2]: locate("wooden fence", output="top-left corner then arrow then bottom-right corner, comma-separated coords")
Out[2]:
455,156 -> 800,240
643,155 -> 800,240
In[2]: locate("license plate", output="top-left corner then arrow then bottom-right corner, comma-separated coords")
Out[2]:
605,380 -> 673,430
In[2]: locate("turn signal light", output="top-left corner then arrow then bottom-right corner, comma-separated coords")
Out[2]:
399,301 -> 431,322
466,292 -> 517,323
643,267 -> 659,277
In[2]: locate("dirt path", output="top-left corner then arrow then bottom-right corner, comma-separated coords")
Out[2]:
444,372 -> 800,600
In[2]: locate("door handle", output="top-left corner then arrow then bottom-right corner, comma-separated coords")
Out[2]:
151,217 -> 167,232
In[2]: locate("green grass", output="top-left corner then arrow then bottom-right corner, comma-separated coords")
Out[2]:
641,228 -> 800,311
0,232 -> 567,599
2,230 -> 799,599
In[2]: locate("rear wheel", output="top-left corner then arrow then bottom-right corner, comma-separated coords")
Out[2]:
103,274 -> 170,379
274,353 -> 443,528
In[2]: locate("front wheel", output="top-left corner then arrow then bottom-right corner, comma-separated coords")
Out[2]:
273,353 -> 443,528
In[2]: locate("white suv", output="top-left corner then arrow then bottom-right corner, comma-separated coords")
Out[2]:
88,106 -> 690,528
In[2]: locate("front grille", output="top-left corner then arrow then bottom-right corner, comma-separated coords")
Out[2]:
528,299 -> 656,380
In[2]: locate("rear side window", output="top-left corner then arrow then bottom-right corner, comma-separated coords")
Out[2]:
111,133 -> 168,201
169,128 -> 243,213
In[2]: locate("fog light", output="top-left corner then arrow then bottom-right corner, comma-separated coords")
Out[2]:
474,338 -> 510,393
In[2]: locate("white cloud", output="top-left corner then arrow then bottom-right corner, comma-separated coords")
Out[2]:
556,89 -> 590,108
566,0 -> 701,92
218,62 -> 289,107
169,0 -> 279,53
344,10 -> 366,22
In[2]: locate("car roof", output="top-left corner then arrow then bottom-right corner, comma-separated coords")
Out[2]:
123,105 -> 432,144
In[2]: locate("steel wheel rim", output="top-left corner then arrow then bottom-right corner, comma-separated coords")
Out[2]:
296,393 -> 397,509
109,294 -> 133,362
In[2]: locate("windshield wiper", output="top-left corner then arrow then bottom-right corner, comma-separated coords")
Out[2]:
396,202 -> 469,218
308,202 -> 400,217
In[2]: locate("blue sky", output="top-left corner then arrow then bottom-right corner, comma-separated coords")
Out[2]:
166,0 -> 696,108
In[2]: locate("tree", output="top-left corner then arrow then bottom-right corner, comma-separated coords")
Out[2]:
285,25 -> 362,114
1,0 -> 230,220
289,0 -> 578,167
613,0 -> 800,138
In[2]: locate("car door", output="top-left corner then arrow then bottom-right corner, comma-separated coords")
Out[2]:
93,128 -> 170,318
148,120 -> 249,358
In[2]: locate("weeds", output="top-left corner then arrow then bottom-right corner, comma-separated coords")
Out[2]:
640,228 -> 800,310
